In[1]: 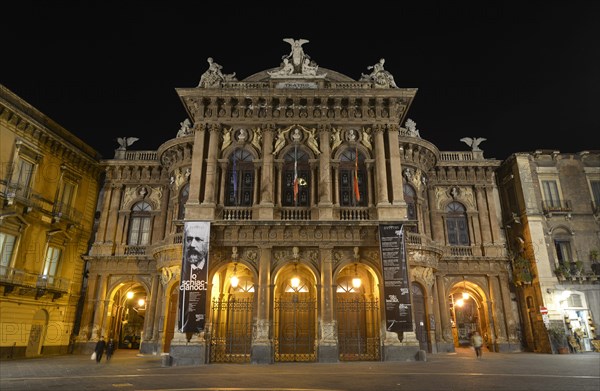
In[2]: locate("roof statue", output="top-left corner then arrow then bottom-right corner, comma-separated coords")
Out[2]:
197,57 -> 237,88
360,58 -> 398,88
176,118 -> 193,137
460,137 -> 487,152
268,38 -> 326,78
405,118 -> 421,138
116,137 -> 139,150
283,38 -> 309,72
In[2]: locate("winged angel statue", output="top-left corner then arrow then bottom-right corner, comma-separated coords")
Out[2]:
460,137 -> 486,152
116,137 -> 139,151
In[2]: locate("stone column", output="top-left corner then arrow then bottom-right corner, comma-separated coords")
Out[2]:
218,162 -> 227,205
78,274 -> 98,341
485,184 -> 503,244
91,274 -> 109,340
202,124 -> 221,206
260,125 -> 275,205
486,274 -> 498,352
318,247 -> 338,362
387,124 -> 404,205
436,274 -> 452,343
366,161 -> 375,207
332,163 -> 339,206
373,125 -> 389,205
141,273 -> 160,354
252,246 -> 272,363
104,184 -> 123,247
318,125 -> 333,218
187,124 -> 206,205
97,184 -> 112,242
428,186 -> 445,243
475,185 -> 492,245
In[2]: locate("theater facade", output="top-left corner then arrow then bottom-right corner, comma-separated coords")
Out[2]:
78,40 -> 521,364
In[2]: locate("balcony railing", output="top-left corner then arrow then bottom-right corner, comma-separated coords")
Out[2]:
542,199 -> 572,214
339,207 -> 370,221
445,246 -> 474,257
281,207 -> 311,221
53,201 -> 83,224
222,207 -> 253,220
0,266 -> 71,299
124,245 -> 147,255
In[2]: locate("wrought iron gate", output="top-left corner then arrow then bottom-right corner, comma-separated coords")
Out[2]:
209,297 -> 253,363
337,298 -> 380,361
274,295 -> 317,362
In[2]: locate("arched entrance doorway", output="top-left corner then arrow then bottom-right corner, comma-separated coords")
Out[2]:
209,261 -> 255,363
411,283 -> 430,352
449,279 -> 486,348
107,283 -> 148,350
273,261 -> 317,362
335,262 -> 381,361
26,309 -> 48,357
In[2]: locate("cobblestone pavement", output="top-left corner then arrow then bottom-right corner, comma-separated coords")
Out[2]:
1,348 -> 599,391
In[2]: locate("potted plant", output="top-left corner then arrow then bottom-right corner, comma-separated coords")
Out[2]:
554,265 -> 569,281
547,323 -> 569,354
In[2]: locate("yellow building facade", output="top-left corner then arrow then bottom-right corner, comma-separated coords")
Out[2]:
0,85 -> 101,359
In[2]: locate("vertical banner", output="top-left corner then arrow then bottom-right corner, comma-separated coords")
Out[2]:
379,224 -> 413,333
179,221 -> 210,333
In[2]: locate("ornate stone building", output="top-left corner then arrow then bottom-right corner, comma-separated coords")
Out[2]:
0,85 -> 102,359
496,151 -> 600,353
79,39 -> 520,364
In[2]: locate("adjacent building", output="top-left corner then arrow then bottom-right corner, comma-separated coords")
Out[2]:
79,40 -> 521,365
0,85 -> 102,359
497,151 -> 600,353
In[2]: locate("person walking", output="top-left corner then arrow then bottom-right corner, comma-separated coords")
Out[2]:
94,336 -> 106,363
105,338 -> 115,362
471,330 -> 483,359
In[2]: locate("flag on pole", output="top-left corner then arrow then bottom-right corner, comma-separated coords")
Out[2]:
293,146 -> 299,202
232,154 -> 238,204
353,147 -> 361,202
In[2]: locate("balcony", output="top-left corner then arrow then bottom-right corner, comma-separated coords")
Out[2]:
542,199 -> 572,216
0,266 -> 71,300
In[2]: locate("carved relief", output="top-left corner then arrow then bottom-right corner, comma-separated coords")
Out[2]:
251,127 -> 262,152
410,266 -> 434,289
360,127 -> 372,151
330,127 -> 343,152
435,187 -> 452,210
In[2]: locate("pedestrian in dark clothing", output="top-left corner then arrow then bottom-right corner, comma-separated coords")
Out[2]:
106,339 -> 115,362
94,337 -> 106,363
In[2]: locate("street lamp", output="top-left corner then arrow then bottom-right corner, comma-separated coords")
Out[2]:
230,263 -> 239,288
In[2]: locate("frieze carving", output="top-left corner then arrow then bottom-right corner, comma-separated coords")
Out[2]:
273,125 -> 320,157
122,185 -> 162,209
251,127 -> 262,152
221,127 -> 233,151
410,266 -> 434,289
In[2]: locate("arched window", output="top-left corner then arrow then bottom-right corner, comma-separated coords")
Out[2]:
128,201 -> 152,245
226,149 -> 254,206
339,148 -> 367,207
446,201 -> 469,246
282,147 -> 310,207
177,183 -> 189,220
404,184 -> 417,220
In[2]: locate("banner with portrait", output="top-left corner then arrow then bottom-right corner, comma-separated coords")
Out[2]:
378,224 -> 413,334
178,221 -> 210,333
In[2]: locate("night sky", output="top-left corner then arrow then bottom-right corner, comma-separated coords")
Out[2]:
2,2 -> 599,161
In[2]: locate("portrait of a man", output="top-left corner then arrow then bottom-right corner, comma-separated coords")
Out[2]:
179,221 -> 210,334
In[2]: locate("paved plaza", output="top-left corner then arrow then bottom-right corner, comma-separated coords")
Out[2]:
1,348 -> 599,391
